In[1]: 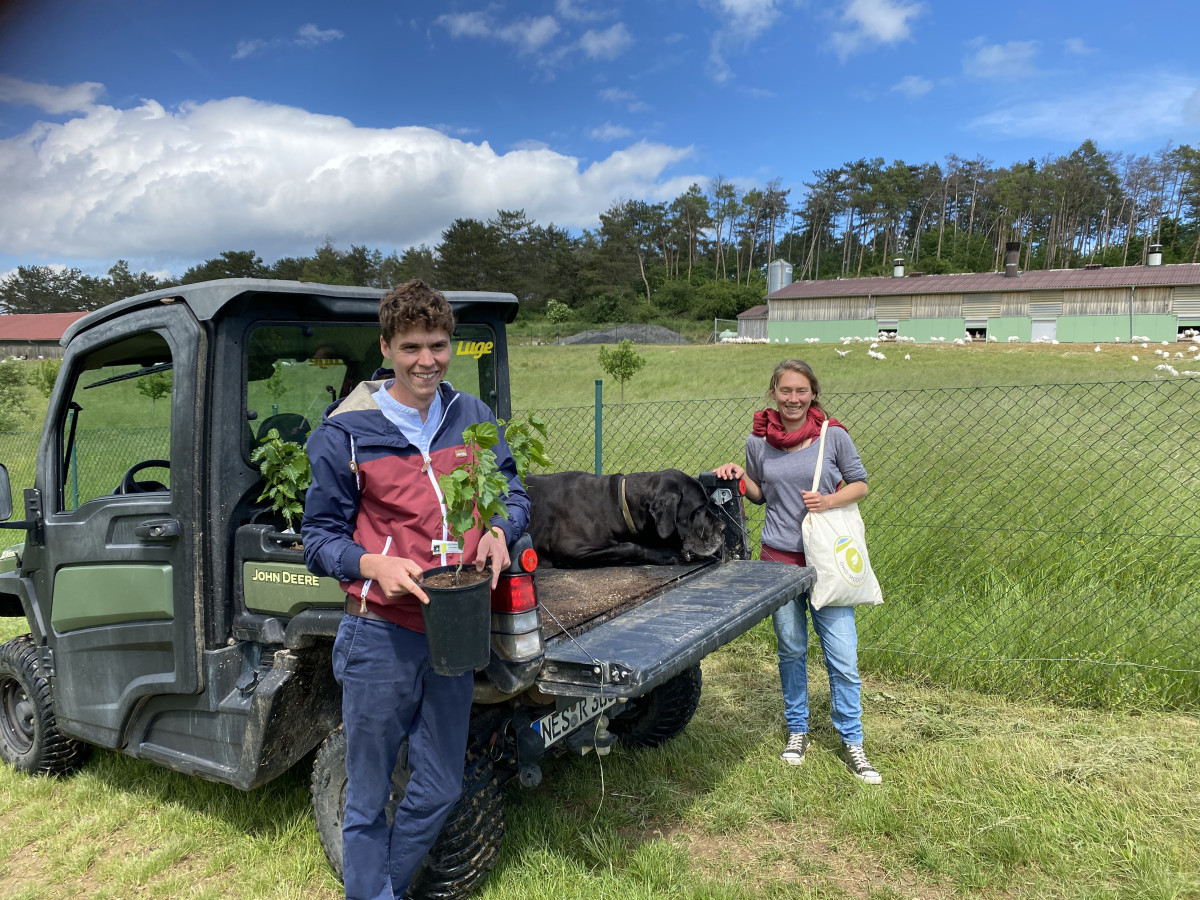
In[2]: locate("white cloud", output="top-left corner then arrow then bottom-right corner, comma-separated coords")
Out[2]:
1063,37 -> 1095,55
963,39 -> 1040,80
831,0 -> 925,60
970,73 -> 1200,142
233,24 -> 345,59
710,0 -> 786,41
589,122 -> 632,141
437,11 -> 561,55
0,90 -> 696,267
598,87 -> 650,112
555,0 -> 608,22
579,23 -> 632,60
0,75 -> 104,114
890,75 -> 932,97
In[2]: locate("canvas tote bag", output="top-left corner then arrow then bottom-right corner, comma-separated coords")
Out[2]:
800,420 -> 884,610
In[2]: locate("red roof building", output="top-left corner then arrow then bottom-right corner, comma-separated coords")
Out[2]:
0,312 -> 89,358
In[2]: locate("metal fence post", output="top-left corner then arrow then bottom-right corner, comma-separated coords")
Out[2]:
594,379 -> 603,475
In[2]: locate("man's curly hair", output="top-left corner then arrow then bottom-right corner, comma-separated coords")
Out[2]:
379,280 -> 455,342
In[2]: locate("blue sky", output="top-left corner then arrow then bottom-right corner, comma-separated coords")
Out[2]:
2,0 -> 1199,280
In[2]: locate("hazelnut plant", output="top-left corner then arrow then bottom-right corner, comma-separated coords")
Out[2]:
250,428 -> 312,533
437,413 -> 549,583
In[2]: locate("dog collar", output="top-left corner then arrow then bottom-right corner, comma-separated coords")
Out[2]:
618,475 -> 638,535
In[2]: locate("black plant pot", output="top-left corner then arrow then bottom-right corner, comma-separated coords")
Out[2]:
420,565 -> 492,676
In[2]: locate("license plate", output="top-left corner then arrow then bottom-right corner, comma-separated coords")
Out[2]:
533,695 -> 619,748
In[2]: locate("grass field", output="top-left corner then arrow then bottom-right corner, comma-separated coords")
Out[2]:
2,616 -> 1198,900
1,338 -> 1198,898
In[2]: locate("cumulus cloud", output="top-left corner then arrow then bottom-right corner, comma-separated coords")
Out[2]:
233,23 -> 345,59
890,75 -> 932,97
0,75 -> 104,114
579,23 -> 632,60
555,0 -> 608,22
970,72 -> 1200,141
0,88 -> 696,267
831,0 -> 925,60
589,122 -> 632,141
1063,37 -> 1096,55
963,39 -> 1040,80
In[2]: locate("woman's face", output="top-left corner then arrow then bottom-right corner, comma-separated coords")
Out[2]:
772,369 -> 814,430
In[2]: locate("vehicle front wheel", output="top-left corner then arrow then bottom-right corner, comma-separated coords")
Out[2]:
310,726 -> 505,900
0,634 -> 92,775
609,663 -> 703,748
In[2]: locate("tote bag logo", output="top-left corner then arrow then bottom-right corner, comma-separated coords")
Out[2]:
833,535 -> 867,587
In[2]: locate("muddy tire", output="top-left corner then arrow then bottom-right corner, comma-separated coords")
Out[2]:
310,726 -> 504,900
609,663 -> 703,749
0,634 -> 92,775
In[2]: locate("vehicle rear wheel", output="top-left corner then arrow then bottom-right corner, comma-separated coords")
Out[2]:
0,634 -> 92,775
310,726 -> 504,900
609,663 -> 703,748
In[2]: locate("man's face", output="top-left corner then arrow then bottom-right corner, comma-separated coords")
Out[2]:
380,327 -> 452,412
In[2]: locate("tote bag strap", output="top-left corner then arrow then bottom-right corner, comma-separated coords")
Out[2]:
810,419 -> 829,493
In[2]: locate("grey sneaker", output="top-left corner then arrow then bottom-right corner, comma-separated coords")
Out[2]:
839,744 -> 882,784
780,732 -> 810,766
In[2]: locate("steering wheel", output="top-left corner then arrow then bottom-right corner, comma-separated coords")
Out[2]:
116,459 -> 171,495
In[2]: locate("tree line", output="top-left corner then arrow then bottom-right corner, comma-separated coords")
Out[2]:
5,139 -> 1199,325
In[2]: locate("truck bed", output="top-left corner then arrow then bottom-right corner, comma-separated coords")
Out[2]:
536,562 -> 710,638
533,560 -> 815,699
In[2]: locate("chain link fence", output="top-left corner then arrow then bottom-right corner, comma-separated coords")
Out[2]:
519,378 -> 1200,711
2,381 -> 1196,709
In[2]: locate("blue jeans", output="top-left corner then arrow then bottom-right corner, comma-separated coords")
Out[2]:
332,615 -> 474,900
772,595 -> 864,746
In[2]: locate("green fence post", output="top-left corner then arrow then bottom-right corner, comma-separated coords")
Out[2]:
594,379 -> 603,475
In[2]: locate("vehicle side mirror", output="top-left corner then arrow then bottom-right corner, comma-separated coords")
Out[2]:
0,465 -> 11,521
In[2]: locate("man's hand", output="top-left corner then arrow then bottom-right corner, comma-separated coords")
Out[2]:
359,553 -> 430,604
475,527 -> 510,589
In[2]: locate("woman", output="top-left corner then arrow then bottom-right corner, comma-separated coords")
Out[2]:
715,359 -> 881,784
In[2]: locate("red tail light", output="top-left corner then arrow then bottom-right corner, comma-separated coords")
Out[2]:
519,547 -> 538,572
492,573 -> 537,613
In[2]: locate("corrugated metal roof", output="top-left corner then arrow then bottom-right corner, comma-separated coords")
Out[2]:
768,263 -> 1200,299
0,312 -> 89,341
738,304 -> 768,318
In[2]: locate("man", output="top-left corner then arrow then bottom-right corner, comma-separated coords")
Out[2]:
302,280 -> 529,900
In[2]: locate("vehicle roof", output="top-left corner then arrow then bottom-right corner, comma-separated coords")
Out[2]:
61,279 -> 520,346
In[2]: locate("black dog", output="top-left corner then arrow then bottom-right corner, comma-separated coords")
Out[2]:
526,469 -> 724,567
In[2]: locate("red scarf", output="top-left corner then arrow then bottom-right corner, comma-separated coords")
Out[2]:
752,406 -> 846,451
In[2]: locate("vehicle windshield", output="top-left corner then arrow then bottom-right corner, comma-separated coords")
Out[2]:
244,323 -> 498,455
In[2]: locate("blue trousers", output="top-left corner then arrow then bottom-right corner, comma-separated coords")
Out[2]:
772,595 -> 865,746
332,615 -> 474,900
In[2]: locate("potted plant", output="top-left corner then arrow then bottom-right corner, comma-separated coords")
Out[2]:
421,422 -> 512,675
249,427 -> 311,538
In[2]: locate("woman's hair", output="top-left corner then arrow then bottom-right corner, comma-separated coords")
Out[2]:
767,359 -> 824,413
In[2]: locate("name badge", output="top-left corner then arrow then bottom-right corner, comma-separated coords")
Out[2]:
431,540 -> 463,556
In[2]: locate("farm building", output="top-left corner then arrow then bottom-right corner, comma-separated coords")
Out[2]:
736,304 -> 768,340
0,312 -> 89,359
764,244 -> 1200,344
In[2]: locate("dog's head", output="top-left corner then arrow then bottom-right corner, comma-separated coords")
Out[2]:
648,471 -> 725,560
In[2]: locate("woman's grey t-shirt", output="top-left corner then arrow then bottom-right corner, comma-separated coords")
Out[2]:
744,426 -> 868,553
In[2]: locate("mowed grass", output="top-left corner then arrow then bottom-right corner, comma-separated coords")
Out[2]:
509,339 -> 1195,408
1,617 -> 1198,900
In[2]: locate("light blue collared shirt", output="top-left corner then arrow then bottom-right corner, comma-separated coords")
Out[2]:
372,382 -> 444,456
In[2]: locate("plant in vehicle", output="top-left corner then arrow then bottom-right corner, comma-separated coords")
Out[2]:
250,427 -> 311,533
437,421 -> 510,581
598,338 -> 646,404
